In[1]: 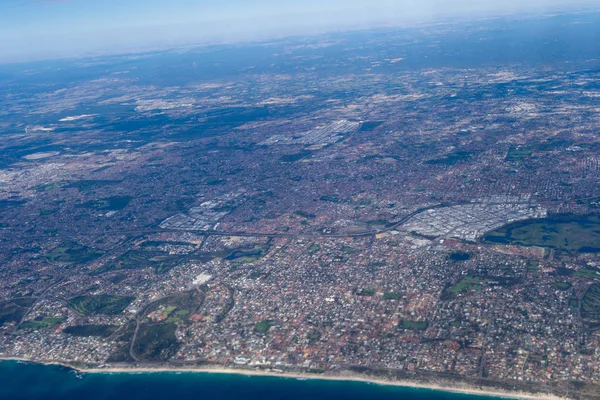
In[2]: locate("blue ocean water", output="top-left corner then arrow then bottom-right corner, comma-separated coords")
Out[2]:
0,361 -> 506,400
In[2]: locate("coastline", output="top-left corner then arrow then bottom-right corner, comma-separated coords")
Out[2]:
0,357 -> 568,400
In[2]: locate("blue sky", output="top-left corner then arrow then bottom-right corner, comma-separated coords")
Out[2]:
1,0 -> 598,63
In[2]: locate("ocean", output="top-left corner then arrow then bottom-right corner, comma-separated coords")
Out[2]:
0,361 -> 506,400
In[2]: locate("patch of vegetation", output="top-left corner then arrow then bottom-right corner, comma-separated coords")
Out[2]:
108,273 -> 128,284
295,211 -> 316,219
319,195 -> 343,203
308,244 -> 321,253
40,209 -> 59,216
214,289 -> 235,324
140,241 -> 195,249
555,267 -> 575,277
582,284 -> 600,320
307,369 -> 326,374
399,319 -> 428,330
532,139 -> 572,152
255,320 -> 278,334
484,215 -> 600,254
45,242 -> 105,264
449,251 -> 471,261
575,268 -> 600,279
31,182 -> 66,192
175,310 -> 191,318
307,330 -> 322,344
106,322 -> 136,363
280,151 -> 311,163
143,290 -> 203,324
248,271 -> 269,280
0,199 -> 27,209
20,317 -> 63,330
552,282 -> 571,292
449,276 -> 485,294
77,196 -> 132,211
341,246 -> 360,254
505,147 -> 532,162
225,245 -> 267,264
383,292 -> 400,300
527,260 -> 540,272
0,298 -> 36,326
106,345 -> 135,363
69,295 -> 134,316
359,121 -> 384,131
133,323 -> 180,362
205,178 -> 226,185
63,324 -> 118,337
569,298 -> 579,308
93,250 -> 184,275
357,288 -> 375,297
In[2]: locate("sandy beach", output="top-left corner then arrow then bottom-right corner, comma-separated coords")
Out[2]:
0,357 -> 568,400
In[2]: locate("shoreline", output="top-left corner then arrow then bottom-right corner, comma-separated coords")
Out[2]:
0,357 -> 568,400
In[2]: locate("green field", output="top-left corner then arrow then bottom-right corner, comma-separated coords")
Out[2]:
308,244 -> 321,253
484,215 -> 600,253
31,181 -> 66,192
20,317 -> 63,330
69,295 -> 134,315
254,320 -> 278,334
505,147 -> 532,162
399,319 -> 428,330
449,276 -> 485,294
527,260 -> 540,272
555,282 -> 572,291
575,269 -> 600,279
582,284 -> 600,320
93,250 -> 184,275
143,290 -> 203,324
45,242 -> 105,264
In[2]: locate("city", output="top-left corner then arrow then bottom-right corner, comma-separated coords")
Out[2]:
1,11 -> 600,399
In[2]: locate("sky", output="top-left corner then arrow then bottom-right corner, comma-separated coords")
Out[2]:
0,0 -> 598,63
